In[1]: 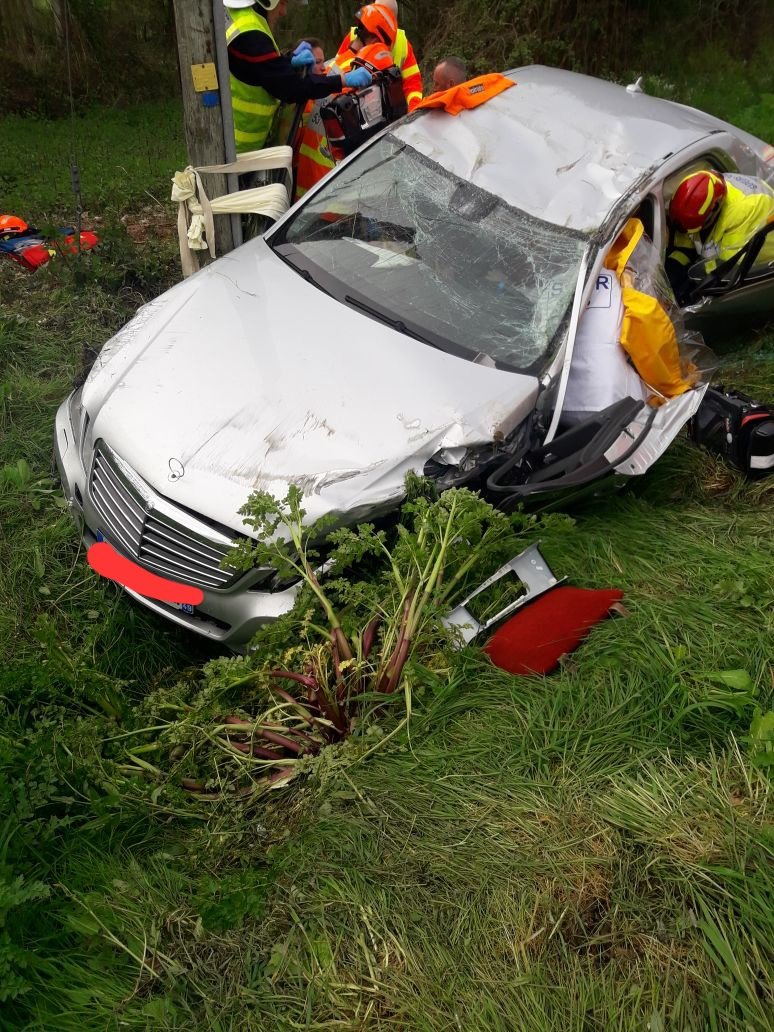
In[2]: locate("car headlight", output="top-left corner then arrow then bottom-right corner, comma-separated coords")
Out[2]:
67,386 -> 91,456
68,387 -> 84,435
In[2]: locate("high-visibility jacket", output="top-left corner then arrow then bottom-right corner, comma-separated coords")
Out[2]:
225,6 -> 281,154
335,28 -> 422,111
667,174 -> 774,275
416,73 -> 515,115
292,100 -> 336,201
695,174 -> 774,268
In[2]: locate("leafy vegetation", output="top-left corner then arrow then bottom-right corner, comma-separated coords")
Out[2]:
1,31 -> 773,1032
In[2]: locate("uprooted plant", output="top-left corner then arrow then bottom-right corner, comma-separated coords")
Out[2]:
119,480 -> 531,802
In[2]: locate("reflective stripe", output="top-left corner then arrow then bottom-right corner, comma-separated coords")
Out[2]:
298,141 -> 334,167
750,453 -> 774,470
698,180 -> 718,216
668,250 -> 692,267
235,127 -> 272,143
231,97 -> 277,116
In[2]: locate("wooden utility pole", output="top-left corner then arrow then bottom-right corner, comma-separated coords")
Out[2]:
172,0 -> 237,257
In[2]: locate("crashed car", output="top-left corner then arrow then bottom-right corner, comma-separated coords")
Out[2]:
54,65 -> 774,647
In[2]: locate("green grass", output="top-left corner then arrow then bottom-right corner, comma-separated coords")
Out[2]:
640,43 -> 774,143
0,99 -> 185,222
1,61 -> 773,1032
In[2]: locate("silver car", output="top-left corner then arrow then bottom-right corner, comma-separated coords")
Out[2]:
54,66 -> 774,648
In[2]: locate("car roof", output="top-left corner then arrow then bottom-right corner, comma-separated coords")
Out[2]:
394,65 -> 733,233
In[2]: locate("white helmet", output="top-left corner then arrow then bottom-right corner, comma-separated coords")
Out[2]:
380,0 -> 399,15
223,0 -> 283,8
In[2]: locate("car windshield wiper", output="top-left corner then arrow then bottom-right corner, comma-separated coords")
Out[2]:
272,244 -> 333,297
295,265 -> 333,296
343,293 -> 468,358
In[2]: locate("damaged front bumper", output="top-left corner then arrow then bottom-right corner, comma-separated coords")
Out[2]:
54,395 -> 300,649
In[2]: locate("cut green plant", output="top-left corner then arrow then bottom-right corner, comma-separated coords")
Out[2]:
128,481 -> 531,800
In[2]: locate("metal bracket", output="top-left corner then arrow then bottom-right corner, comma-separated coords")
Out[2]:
443,542 -> 563,644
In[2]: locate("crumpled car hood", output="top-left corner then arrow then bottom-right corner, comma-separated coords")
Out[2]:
83,239 -> 539,533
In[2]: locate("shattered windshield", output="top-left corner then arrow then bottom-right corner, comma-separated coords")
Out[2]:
272,134 -> 588,373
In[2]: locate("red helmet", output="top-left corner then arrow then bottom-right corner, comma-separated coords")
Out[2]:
355,4 -> 398,46
670,170 -> 727,233
0,214 -> 29,236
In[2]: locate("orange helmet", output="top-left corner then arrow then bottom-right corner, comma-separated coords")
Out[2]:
355,4 -> 398,46
670,170 -> 727,233
0,214 -> 29,236
352,41 -> 396,74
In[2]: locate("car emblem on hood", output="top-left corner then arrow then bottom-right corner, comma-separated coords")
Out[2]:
168,457 -> 185,482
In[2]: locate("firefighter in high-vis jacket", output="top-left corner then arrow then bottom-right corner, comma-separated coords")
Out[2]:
334,0 -> 423,111
223,0 -> 372,155
666,169 -> 774,299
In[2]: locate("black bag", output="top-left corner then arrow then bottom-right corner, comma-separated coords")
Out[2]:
321,67 -> 407,159
688,386 -> 774,478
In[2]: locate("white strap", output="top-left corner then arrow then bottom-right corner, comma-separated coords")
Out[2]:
210,183 -> 290,220
171,160 -> 291,278
195,146 -> 293,177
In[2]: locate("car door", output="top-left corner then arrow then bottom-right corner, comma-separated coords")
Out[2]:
680,221 -> 774,338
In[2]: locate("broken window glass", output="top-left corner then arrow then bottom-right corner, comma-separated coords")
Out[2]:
274,135 -> 588,374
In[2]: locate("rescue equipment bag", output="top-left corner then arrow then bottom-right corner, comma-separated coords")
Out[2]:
688,386 -> 774,478
0,217 -> 98,272
321,48 -> 407,160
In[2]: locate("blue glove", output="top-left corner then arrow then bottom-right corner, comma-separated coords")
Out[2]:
344,67 -> 373,89
290,41 -> 315,69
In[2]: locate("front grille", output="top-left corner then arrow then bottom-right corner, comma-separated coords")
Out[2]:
90,442 -> 240,590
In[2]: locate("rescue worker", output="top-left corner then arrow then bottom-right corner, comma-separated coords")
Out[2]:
285,39 -> 337,201
223,0 -> 372,155
331,5 -> 401,78
334,0 -> 423,111
666,169 -> 774,299
432,56 -> 468,92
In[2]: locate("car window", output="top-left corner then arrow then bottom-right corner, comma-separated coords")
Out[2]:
273,134 -> 588,373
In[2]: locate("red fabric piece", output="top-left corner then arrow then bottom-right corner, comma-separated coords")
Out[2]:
16,242 -> 54,271
484,585 -> 624,675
